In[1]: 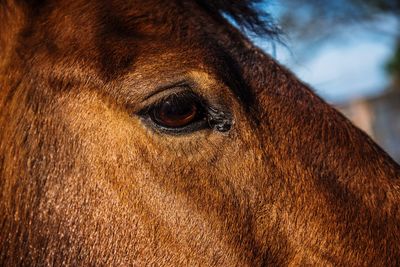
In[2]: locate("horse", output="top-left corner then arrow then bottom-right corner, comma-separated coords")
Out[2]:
1,0 -> 399,265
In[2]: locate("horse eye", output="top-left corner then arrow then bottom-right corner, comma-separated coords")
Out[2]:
142,92 -> 208,133
152,97 -> 198,128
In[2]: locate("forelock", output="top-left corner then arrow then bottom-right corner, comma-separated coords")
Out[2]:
194,0 -> 281,37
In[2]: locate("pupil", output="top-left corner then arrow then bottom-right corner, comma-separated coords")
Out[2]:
154,96 -> 199,128
161,100 -> 195,119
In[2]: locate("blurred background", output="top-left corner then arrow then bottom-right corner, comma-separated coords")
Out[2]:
255,0 -> 400,163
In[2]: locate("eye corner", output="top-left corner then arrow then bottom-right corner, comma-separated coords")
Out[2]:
207,109 -> 234,133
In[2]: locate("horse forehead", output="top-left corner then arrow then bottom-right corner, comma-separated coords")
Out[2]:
25,0 -> 250,107
23,0 -> 225,84
45,0 -> 203,35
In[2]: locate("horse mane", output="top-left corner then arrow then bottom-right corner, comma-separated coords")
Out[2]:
195,0 -> 281,37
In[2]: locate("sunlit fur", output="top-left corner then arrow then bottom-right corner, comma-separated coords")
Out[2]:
1,0 -> 400,265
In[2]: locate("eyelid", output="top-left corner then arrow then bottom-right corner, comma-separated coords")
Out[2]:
138,90 -> 206,116
142,80 -> 190,102
137,82 -> 210,116
138,85 -> 191,111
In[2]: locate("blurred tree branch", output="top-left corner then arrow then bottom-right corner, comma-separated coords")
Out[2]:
276,0 -> 400,81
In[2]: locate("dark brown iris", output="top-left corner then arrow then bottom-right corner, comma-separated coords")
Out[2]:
152,96 -> 199,128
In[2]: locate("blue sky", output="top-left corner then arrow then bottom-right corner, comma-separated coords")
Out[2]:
255,11 -> 399,104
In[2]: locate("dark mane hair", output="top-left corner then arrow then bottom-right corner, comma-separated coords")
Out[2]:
195,0 -> 281,37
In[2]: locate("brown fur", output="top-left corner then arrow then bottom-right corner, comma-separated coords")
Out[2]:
1,0 -> 399,266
